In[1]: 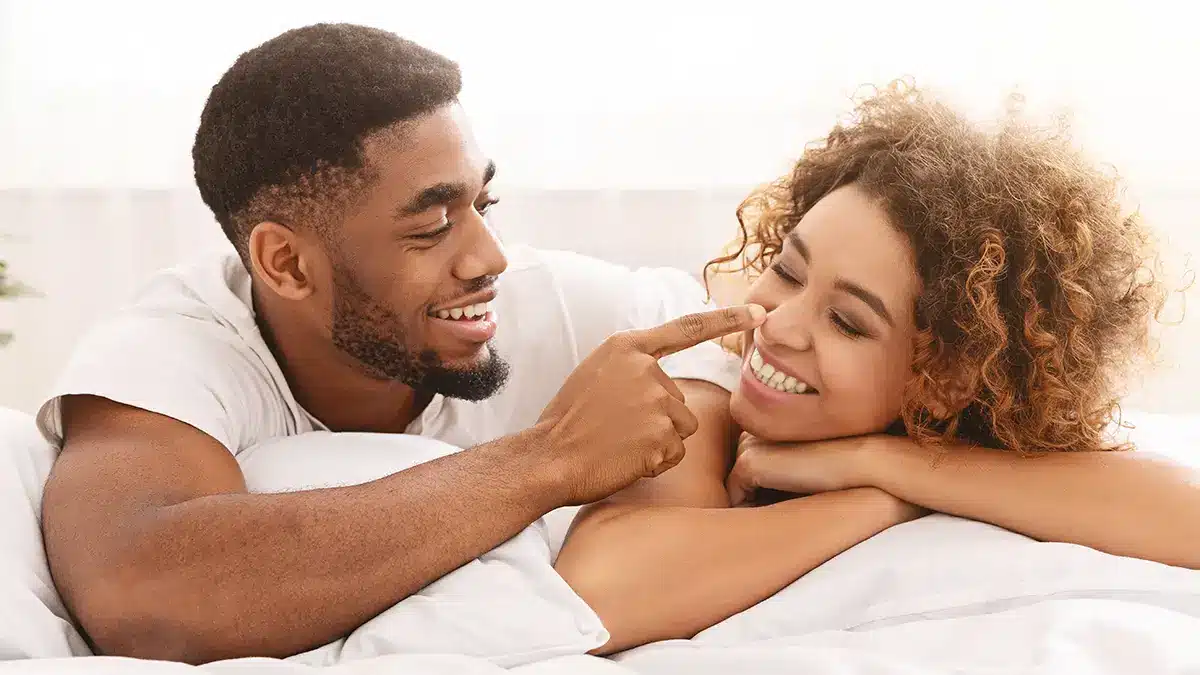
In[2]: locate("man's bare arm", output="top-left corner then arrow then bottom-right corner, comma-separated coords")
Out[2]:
43,306 -> 764,663
43,395 -> 563,664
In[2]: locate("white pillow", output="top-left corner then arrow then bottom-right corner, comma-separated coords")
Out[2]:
696,513 -> 1200,644
236,431 -> 607,668
0,407 -> 90,658
697,409 -> 1200,644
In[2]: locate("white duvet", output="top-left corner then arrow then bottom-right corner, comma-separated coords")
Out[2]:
3,410 -> 1199,674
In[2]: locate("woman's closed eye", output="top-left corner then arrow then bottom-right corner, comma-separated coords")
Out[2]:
830,310 -> 868,338
769,260 -> 802,286
772,261 -> 873,339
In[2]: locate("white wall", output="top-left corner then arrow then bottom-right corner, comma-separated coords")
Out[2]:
0,0 -> 1197,414
3,1 -> 1198,190
0,185 -> 1195,416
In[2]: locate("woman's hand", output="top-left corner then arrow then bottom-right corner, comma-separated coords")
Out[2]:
726,434 -> 884,506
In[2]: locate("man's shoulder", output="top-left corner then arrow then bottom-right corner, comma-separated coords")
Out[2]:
116,248 -> 255,329
500,244 -> 711,317
497,244 -> 657,304
498,244 -> 620,280
40,250 -> 289,453
76,247 -> 272,380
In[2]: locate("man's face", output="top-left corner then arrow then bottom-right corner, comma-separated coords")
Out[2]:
321,103 -> 510,400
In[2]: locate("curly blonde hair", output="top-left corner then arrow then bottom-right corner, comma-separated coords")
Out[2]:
706,81 -> 1167,454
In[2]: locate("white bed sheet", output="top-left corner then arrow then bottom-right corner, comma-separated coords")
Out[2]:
9,595 -> 1200,675
3,408 -> 1198,674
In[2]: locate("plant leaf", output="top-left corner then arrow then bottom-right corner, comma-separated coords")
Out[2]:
0,279 -> 39,299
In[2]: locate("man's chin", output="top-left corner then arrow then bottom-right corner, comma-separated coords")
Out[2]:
421,342 -> 510,402
434,342 -> 493,369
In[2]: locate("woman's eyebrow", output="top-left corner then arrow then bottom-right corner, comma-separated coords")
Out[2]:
787,229 -> 894,326
834,279 -> 894,326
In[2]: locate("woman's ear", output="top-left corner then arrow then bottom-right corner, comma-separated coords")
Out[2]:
906,351 -> 978,422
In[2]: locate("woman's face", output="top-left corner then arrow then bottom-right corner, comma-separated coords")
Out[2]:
729,184 -> 923,443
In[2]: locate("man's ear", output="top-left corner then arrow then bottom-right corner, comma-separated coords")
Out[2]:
246,221 -> 319,301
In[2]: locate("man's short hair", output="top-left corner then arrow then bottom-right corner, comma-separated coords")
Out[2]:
192,23 -> 462,262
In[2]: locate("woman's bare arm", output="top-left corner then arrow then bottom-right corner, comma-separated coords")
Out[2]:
555,381 -> 923,653
869,437 -> 1200,568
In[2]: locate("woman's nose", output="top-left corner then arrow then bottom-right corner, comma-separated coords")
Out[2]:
758,298 -> 815,353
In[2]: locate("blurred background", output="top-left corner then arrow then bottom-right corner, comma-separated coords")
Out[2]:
0,0 -> 1196,415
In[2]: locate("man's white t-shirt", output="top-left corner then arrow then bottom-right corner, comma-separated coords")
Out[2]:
36,244 -> 743,457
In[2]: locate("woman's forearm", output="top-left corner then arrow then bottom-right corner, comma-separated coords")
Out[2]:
871,438 -> 1200,568
554,487 -> 920,654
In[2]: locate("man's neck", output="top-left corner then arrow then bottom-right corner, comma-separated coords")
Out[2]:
252,287 -> 432,434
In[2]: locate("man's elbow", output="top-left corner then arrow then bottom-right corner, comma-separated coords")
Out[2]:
70,574 -> 223,664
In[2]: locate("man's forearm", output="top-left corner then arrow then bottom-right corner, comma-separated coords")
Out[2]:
554,487 -> 917,654
871,438 -> 1200,568
92,427 -> 562,664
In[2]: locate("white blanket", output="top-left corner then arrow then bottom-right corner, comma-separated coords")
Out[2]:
234,432 -> 609,668
3,412 -> 1199,673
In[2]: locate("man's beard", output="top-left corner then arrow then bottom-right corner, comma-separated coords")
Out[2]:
329,265 -> 509,402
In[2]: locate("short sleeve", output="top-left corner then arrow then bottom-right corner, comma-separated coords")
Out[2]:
538,249 -> 743,393
36,314 -> 285,456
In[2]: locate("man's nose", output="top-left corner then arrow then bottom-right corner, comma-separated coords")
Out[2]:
453,215 -> 508,281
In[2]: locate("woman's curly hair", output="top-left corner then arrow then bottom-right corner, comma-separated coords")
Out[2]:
706,80 -> 1167,454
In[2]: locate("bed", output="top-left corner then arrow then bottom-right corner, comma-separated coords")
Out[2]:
3,406 -> 1198,674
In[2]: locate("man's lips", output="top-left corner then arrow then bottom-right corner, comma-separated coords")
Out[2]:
427,303 -> 498,344
429,289 -> 498,316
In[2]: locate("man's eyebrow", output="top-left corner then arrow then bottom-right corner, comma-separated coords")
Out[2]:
396,183 -> 466,218
394,160 -> 498,219
786,229 -> 895,326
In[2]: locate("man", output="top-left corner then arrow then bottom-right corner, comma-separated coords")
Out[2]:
37,23 -> 762,664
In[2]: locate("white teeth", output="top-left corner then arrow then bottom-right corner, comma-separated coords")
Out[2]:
748,347 -> 814,395
433,301 -> 492,320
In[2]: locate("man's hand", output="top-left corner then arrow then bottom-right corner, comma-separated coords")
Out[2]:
727,433 -> 882,506
535,304 -> 765,506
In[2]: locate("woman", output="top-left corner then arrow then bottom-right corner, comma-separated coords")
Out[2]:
554,81 -> 1198,655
